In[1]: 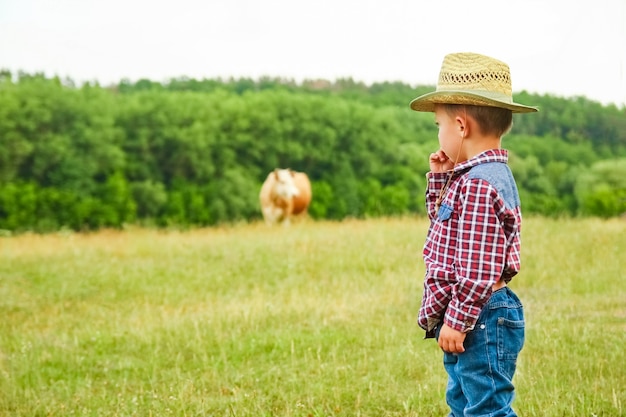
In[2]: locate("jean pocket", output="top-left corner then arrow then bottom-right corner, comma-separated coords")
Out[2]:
496,316 -> 525,379
437,203 -> 453,221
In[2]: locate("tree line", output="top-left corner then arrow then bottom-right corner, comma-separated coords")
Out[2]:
0,71 -> 625,233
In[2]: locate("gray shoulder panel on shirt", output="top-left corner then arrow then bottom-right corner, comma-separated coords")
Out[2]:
468,162 -> 520,209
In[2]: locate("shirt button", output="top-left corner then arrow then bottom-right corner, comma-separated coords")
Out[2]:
480,324 -> 486,329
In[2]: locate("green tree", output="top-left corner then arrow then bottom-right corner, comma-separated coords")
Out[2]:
131,181 -> 168,219
574,159 -> 626,217
0,182 -> 37,231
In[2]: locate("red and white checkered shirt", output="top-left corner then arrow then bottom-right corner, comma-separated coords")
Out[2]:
418,149 -> 522,334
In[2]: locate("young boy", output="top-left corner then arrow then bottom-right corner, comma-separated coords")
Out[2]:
410,52 -> 538,416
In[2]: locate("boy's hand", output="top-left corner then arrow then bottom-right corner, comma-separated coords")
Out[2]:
438,323 -> 466,353
429,150 -> 455,173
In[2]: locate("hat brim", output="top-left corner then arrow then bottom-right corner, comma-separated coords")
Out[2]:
410,90 -> 538,113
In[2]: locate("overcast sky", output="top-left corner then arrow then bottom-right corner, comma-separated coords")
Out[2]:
1,0 -> 625,107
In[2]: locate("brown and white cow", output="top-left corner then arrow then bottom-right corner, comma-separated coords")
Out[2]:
259,168 -> 312,225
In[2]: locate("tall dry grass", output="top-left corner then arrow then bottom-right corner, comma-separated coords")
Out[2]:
0,217 -> 624,416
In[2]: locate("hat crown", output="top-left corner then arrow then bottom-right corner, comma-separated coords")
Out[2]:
409,52 -> 538,113
437,53 -> 512,97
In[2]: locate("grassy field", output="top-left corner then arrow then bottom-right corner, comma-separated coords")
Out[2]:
0,217 -> 624,416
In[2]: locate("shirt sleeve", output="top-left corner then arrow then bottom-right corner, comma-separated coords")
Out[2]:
425,172 -> 449,221
443,178 -> 508,332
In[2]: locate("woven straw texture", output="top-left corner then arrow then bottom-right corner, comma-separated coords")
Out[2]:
410,52 -> 538,113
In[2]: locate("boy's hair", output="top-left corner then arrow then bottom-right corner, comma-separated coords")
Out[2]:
441,104 -> 513,138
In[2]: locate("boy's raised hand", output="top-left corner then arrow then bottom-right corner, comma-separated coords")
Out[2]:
429,150 -> 455,173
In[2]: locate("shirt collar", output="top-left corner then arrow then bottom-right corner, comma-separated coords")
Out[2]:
452,149 -> 509,173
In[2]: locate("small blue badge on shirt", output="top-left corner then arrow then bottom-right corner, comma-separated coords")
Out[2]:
437,203 -> 453,221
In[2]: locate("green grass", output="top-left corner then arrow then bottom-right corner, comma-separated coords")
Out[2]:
0,217 -> 624,416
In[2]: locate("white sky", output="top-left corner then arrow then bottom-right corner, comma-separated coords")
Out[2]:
1,0 -> 625,107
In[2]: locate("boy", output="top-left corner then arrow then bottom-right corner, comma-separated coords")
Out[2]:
410,52 -> 538,416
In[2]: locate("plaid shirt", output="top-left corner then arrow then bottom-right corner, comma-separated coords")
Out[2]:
418,149 -> 522,335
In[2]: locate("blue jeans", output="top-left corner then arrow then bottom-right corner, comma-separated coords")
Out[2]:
436,287 -> 525,417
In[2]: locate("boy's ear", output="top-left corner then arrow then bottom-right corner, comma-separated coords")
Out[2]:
456,117 -> 467,138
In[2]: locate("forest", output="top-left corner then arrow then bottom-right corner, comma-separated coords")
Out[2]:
1,71 -> 625,232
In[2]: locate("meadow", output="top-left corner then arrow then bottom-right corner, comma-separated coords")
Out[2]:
0,217 -> 624,416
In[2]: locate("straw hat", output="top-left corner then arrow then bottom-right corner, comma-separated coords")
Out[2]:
410,52 -> 538,113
